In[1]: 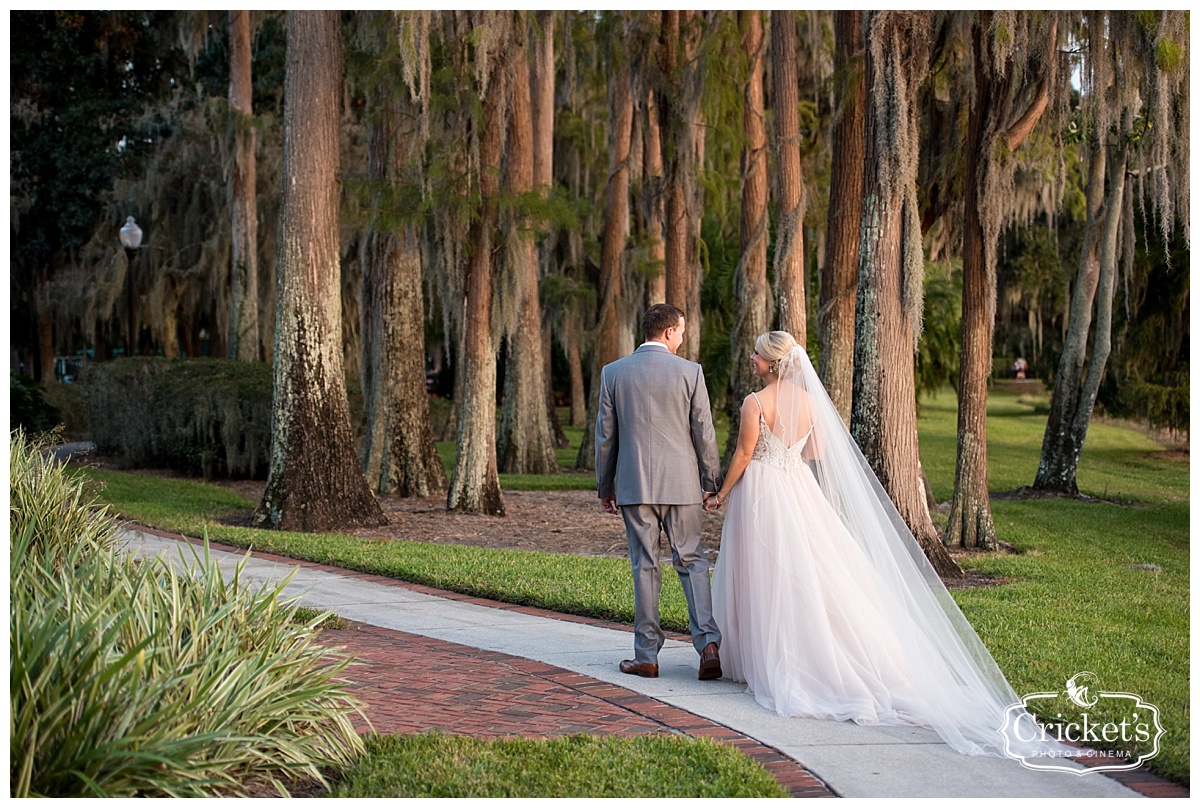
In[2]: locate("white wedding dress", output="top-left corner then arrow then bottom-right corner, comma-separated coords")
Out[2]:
711,348 -> 1071,759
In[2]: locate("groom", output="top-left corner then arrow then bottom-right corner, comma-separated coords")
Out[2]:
595,303 -> 723,680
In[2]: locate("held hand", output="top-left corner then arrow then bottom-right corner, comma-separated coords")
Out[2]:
703,492 -> 723,512
599,495 -> 619,515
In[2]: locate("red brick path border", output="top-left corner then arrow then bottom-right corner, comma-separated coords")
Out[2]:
131,523 -> 1189,798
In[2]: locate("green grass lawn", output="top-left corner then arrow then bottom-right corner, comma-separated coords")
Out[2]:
77,388 -> 1189,785
328,733 -> 786,798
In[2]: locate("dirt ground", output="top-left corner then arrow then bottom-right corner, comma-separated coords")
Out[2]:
211,477 -> 727,562
97,461 -> 1005,587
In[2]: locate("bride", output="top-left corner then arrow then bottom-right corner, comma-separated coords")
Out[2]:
709,331 -> 1068,758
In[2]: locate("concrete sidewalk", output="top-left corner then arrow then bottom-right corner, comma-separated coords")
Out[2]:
118,527 -> 1166,799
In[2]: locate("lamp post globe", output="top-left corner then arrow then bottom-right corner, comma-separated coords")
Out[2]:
120,216 -> 143,355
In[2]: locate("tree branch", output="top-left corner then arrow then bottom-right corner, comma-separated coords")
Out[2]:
1002,18 -> 1057,152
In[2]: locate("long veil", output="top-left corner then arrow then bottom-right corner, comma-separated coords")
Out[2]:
773,346 -> 1070,758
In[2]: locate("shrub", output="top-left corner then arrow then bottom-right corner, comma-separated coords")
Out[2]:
82,358 -> 272,478
9,432 -> 365,797
10,374 -> 62,435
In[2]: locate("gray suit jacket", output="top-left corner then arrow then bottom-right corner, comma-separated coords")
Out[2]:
595,343 -> 722,505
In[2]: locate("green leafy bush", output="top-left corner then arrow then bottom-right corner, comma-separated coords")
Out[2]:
10,431 -> 365,797
82,358 -> 272,478
10,374 -> 62,434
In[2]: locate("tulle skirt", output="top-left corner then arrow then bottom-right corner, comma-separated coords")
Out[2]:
712,459 -> 1010,752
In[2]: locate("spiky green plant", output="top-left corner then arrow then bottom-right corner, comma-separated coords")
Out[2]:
10,431 -> 365,797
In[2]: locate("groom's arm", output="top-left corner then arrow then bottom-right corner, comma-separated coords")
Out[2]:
595,366 -> 619,507
689,364 -> 723,494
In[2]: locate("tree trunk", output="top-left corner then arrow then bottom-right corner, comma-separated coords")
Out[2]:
566,331 -> 587,427
542,319 -> 570,447
819,10 -> 864,424
386,225 -> 448,497
945,19 -> 997,550
227,9 -> 259,362
771,9 -> 807,344
727,10 -> 772,462
499,18 -> 558,474
660,10 -> 704,361
255,11 -> 384,532
644,89 -> 666,306
947,13 -> 1056,549
447,36 -> 506,515
852,11 -> 960,579
1034,141 -> 1126,495
360,63 -> 447,499
576,22 -> 634,471
531,10 -> 568,449
36,264 -> 54,381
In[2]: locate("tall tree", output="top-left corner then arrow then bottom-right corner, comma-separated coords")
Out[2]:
254,11 -> 384,531
226,10 -> 259,362
531,11 -> 570,449
946,12 -> 1058,550
499,13 -> 559,474
818,10 -> 865,424
643,86 -> 667,307
576,12 -> 635,471
851,11 -> 960,578
358,11 -> 447,499
446,11 -> 510,515
726,10 -> 772,461
771,10 -> 806,344
659,10 -> 706,361
1034,11 -> 1188,495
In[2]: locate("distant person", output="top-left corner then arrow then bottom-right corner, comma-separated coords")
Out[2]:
594,303 -> 723,681
1014,357 -> 1028,380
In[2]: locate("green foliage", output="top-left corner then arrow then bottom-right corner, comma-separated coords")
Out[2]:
38,380 -> 87,439
1099,217 -> 1189,433
10,375 -> 62,435
10,431 -> 365,797
915,263 -> 962,400
10,429 -> 118,574
332,733 -> 788,798
82,358 -> 272,478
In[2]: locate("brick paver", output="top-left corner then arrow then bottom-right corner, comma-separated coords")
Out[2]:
315,619 -> 833,797
136,525 -> 1187,799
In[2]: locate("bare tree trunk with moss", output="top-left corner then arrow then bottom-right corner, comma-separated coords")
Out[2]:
576,22 -> 634,471
946,13 -> 1056,549
227,9 -> 259,362
531,10 -> 569,450
360,61 -> 447,498
448,40 -> 507,515
727,9 -> 772,462
500,17 -> 558,474
852,11 -> 960,579
255,11 -> 384,532
644,88 -> 667,306
771,9 -> 806,345
566,332 -> 587,426
1034,141 -> 1127,495
819,10 -> 864,424
660,10 -> 704,361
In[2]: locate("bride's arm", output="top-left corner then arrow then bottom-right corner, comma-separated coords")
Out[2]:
713,396 -> 760,507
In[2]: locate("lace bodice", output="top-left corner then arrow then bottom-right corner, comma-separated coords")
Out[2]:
751,413 -> 810,472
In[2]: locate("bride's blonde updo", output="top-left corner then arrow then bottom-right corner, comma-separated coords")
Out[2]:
754,331 -> 798,373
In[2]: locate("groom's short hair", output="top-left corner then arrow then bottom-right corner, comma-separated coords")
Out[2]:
643,303 -> 685,342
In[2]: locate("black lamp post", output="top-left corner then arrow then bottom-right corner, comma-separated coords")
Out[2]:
119,216 -> 143,355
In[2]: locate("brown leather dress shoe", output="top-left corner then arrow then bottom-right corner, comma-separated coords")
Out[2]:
698,642 -> 722,680
619,659 -> 659,678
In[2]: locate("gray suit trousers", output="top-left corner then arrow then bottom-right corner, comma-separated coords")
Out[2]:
622,503 -> 721,663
